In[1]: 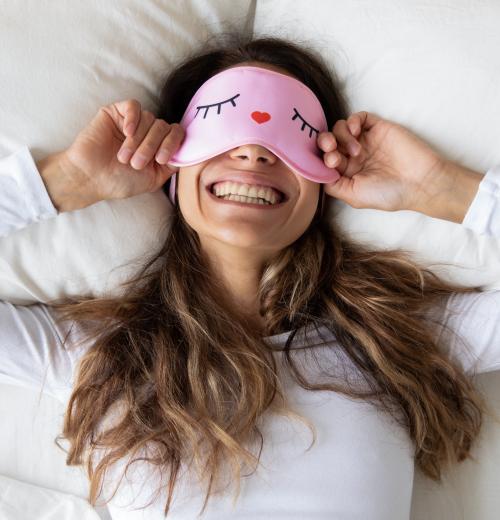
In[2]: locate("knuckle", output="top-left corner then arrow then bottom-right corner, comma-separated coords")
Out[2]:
160,137 -> 174,151
332,120 -> 343,132
154,118 -> 170,132
98,106 -> 109,118
333,119 -> 348,134
125,99 -> 141,117
170,122 -> 184,135
100,105 -> 115,119
139,140 -> 157,152
127,98 -> 140,108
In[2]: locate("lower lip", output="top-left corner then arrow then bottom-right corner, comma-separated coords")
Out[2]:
206,186 -> 287,209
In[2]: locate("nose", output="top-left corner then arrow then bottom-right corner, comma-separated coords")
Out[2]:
228,143 -> 277,165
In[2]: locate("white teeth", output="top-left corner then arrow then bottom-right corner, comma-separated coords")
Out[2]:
212,181 -> 281,204
221,194 -> 271,205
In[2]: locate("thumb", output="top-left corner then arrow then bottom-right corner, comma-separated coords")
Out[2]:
150,164 -> 176,193
323,175 -> 353,204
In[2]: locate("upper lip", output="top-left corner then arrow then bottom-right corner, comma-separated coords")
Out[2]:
206,171 -> 289,200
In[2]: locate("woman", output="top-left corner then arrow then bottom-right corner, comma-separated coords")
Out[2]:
2,34 -> 498,519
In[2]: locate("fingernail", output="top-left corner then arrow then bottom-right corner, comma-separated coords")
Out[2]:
349,142 -> 361,156
156,150 -> 169,164
118,147 -> 133,163
328,154 -> 339,168
131,154 -> 147,169
321,135 -> 335,151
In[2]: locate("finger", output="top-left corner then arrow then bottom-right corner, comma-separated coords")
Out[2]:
348,111 -> 380,136
323,149 -> 341,168
112,99 -> 142,137
347,114 -> 361,137
117,110 -> 156,165
155,123 -> 185,165
149,166 -> 176,193
324,150 -> 349,174
317,131 -> 337,153
323,175 -> 354,204
129,119 -> 172,170
332,119 -> 361,157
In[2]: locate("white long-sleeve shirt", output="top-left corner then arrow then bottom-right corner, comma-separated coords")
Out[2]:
1,145 -> 500,519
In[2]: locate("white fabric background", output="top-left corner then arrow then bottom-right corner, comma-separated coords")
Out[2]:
1,0 -> 499,518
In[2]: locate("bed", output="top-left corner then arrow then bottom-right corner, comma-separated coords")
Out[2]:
1,1 -> 500,518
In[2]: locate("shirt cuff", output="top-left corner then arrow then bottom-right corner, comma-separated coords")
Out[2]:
461,164 -> 500,236
10,145 -> 59,221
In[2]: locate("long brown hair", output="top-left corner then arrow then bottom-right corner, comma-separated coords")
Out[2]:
49,32 -> 490,516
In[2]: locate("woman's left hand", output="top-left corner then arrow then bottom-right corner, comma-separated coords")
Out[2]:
318,112 -> 449,212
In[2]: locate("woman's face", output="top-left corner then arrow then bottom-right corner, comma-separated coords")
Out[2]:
177,62 -> 321,256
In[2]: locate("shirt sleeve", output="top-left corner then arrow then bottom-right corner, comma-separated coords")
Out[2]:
433,164 -> 500,374
431,290 -> 500,375
0,301 -> 89,403
0,145 -> 59,238
461,163 -> 500,236
0,147 -> 85,402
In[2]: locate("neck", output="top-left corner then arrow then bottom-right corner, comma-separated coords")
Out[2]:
201,238 -> 271,333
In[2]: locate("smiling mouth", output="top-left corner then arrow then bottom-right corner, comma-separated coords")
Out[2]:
206,185 -> 287,208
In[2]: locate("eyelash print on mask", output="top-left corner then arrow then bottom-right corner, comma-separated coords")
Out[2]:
292,108 -> 319,138
194,93 -> 241,119
194,94 -> 319,140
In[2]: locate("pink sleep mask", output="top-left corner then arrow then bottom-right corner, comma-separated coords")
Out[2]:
166,65 -> 340,204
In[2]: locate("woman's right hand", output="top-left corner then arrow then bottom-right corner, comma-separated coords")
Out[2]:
63,99 -> 185,201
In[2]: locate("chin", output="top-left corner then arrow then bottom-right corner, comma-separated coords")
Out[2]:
217,229 -> 268,246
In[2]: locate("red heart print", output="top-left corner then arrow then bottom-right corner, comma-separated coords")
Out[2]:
251,111 -> 271,124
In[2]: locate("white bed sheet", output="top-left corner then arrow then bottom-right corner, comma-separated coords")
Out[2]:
0,473 -> 108,520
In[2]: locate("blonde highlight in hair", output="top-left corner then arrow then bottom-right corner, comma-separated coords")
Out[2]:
48,34 -> 490,516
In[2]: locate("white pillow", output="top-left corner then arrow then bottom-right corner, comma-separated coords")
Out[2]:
0,0 -> 255,305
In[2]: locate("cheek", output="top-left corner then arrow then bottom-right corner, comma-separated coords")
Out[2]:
296,191 -> 320,231
177,170 -> 203,228
278,186 -> 320,242
299,183 -> 321,214
301,186 -> 322,225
